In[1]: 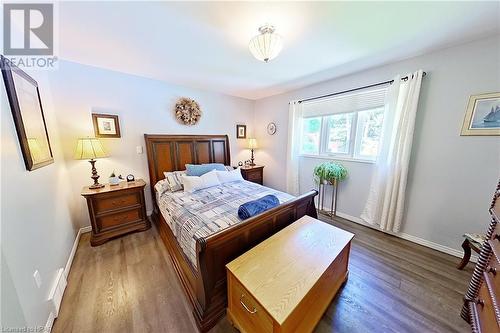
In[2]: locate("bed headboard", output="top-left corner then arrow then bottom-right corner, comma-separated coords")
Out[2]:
144,134 -> 231,199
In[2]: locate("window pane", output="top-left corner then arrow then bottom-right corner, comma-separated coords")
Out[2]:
325,113 -> 354,154
355,108 -> 384,159
301,117 -> 321,154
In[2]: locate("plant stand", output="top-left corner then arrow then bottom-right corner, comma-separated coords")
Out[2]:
318,179 -> 338,217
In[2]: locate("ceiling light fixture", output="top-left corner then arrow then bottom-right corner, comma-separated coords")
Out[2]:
248,24 -> 283,63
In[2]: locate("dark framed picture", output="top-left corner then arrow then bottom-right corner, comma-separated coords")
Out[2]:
92,113 -> 121,138
236,124 -> 247,139
1,55 -> 54,171
461,92 -> 500,136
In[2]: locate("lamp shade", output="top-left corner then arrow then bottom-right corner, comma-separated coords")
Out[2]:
249,25 -> 283,63
247,138 -> 258,149
74,138 -> 107,160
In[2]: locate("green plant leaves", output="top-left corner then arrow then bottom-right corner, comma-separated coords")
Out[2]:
313,162 -> 348,184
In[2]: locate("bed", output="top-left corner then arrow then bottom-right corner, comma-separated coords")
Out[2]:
144,134 -> 318,332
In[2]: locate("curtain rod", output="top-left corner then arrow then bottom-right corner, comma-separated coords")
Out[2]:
297,72 -> 426,104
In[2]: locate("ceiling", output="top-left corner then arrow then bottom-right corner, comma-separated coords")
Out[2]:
59,1 -> 500,100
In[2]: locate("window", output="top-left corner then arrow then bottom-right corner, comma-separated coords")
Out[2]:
301,117 -> 321,154
354,108 -> 384,159
299,88 -> 387,161
324,113 -> 354,154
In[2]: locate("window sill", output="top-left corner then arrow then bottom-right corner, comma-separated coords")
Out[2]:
299,154 -> 376,164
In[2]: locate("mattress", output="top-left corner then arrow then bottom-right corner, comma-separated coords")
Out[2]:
156,180 -> 293,269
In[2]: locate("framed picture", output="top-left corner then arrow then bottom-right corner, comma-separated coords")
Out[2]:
461,92 -> 500,136
1,56 -> 54,171
92,113 -> 121,138
236,124 -> 247,139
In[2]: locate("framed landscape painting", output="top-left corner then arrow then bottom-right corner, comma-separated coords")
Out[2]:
92,113 -> 121,138
461,92 -> 500,136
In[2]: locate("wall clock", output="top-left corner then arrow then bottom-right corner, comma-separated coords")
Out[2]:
267,122 -> 277,135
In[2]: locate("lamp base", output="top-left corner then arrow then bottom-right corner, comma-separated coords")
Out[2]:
88,159 -> 104,189
250,148 -> 256,166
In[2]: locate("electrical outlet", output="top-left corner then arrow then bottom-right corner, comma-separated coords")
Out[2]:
33,270 -> 42,288
136,146 -> 143,154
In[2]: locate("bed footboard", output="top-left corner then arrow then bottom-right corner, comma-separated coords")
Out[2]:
194,190 -> 318,331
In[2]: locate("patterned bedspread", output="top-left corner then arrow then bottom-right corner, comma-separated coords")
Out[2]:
157,180 -> 294,269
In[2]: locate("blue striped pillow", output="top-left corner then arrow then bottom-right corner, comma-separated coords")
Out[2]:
185,163 -> 226,176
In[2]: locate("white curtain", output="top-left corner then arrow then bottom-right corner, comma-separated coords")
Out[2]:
361,70 -> 424,232
285,101 -> 302,195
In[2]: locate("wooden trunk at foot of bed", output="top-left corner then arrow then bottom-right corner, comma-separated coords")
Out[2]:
145,134 -> 318,332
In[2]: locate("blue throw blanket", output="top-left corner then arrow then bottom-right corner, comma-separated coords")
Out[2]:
238,194 -> 280,220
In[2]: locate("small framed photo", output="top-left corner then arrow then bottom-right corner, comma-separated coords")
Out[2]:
461,92 -> 500,136
92,113 -> 121,138
236,124 -> 247,139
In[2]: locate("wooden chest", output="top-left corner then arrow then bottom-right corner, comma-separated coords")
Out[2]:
226,215 -> 354,333
469,193 -> 500,333
81,179 -> 150,246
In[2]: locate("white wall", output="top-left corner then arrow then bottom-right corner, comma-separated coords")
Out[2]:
1,71 -> 76,329
46,60 -> 255,228
254,35 -> 500,253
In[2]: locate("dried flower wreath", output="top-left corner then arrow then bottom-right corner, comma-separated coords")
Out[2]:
175,97 -> 202,125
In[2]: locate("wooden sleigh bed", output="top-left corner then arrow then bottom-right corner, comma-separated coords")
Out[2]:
144,134 -> 318,332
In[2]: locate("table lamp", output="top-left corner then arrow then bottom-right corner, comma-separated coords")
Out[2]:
74,138 -> 107,189
247,138 -> 258,166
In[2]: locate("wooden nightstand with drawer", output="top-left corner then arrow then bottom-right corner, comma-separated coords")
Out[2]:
81,179 -> 150,246
239,165 -> 264,185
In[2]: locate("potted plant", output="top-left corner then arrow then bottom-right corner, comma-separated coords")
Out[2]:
313,162 -> 348,185
109,170 -> 120,186
313,162 -> 348,216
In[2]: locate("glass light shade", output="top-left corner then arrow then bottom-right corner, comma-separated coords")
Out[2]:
249,25 -> 283,63
74,138 -> 107,160
247,138 -> 258,149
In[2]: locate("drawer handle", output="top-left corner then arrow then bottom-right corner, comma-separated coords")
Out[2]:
487,266 -> 497,275
239,294 -> 257,314
494,234 -> 500,241
475,298 -> 485,307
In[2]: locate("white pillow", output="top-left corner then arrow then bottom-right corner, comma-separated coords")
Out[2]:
163,170 -> 186,192
154,179 -> 170,195
182,170 -> 220,192
216,168 -> 244,184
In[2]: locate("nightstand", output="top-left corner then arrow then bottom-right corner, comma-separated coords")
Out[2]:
81,179 -> 150,246
239,165 -> 264,185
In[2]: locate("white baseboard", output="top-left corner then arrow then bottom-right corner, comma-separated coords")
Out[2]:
48,268 -> 67,315
335,211 -> 478,263
64,225 -> 92,279
45,311 -> 55,333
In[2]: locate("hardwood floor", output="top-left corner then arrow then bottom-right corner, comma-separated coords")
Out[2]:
52,215 -> 473,333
